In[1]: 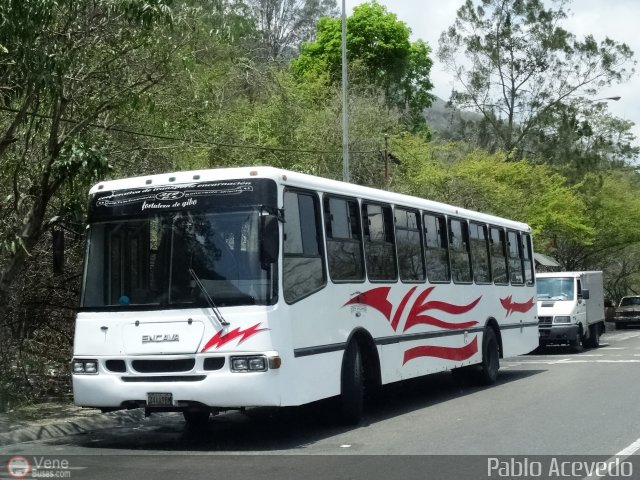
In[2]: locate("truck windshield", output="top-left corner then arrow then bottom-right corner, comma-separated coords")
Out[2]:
81,208 -> 275,309
536,277 -> 575,301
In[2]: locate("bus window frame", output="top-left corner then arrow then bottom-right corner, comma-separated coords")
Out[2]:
283,188 -> 327,304
448,216 -> 473,285
507,229 -> 525,286
361,201 -> 398,283
423,211 -> 452,284
393,206 -> 426,284
322,194 -> 366,284
469,221 -> 492,285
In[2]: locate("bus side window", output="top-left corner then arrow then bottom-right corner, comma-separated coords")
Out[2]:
324,196 -> 365,282
522,233 -> 534,285
283,190 -> 326,303
449,218 -> 472,283
470,222 -> 491,284
507,230 -> 524,285
489,227 -> 508,285
362,203 -> 397,281
423,213 -> 450,282
394,208 -> 425,282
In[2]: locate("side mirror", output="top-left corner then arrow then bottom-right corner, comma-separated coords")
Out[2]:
581,289 -> 590,300
52,229 -> 65,276
260,214 -> 279,265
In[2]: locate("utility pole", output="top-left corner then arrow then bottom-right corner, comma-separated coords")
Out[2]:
341,0 -> 349,183
384,134 -> 389,190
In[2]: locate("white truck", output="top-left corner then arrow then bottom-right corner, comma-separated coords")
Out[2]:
536,271 -> 605,351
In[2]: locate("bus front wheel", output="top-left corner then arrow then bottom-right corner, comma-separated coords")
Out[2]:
183,409 -> 211,428
339,341 -> 364,425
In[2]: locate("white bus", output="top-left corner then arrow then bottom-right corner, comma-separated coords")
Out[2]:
72,166 -> 538,425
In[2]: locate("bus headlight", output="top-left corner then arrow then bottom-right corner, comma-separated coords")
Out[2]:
72,359 -> 98,374
553,316 -> 571,324
231,355 -> 267,372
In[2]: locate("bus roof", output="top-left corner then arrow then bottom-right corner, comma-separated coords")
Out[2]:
89,166 -> 531,231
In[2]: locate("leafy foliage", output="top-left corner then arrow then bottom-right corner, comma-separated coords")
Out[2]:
438,0 -> 635,156
1,0 -> 640,408
292,1 -> 435,131
245,0 -> 338,61
394,139 -> 592,251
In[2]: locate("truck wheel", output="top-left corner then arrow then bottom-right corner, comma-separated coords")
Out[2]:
475,327 -> 500,385
586,324 -> 601,348
339,341 -> 364,425
570,327 -> 584,353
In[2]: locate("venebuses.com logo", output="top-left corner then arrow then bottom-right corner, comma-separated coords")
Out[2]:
5,456 -> 72,478
6,456 -> 30,478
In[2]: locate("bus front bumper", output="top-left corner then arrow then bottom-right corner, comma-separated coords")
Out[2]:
72,356 -> 282,410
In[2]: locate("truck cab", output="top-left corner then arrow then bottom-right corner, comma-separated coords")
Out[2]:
536,271 -> 605,351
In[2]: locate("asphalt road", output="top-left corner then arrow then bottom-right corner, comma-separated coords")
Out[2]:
2,327 -> 640,479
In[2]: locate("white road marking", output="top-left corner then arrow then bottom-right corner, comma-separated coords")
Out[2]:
615,437 -> 640,457
583,437 -> 640,480
600,347 -> 626,350
565,359 -> 640,363
505,359 -> 640,365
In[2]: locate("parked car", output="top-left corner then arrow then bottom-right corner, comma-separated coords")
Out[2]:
612,296 -> 640,329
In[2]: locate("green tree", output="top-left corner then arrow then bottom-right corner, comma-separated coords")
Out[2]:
392,138 -> 593,257
246,0 -> 338,61
438,0 -> 635,156
531,100 -> 639,174
292,1 -> 434,130
554,171 -> 640,270
0,0 -> 175,318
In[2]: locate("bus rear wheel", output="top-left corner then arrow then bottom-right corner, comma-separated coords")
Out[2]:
476,327 -> 500,385
339,341 -> 364,425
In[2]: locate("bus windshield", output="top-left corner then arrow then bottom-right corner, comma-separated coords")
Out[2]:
81,208 -> 275,309
536,277 -> 574,301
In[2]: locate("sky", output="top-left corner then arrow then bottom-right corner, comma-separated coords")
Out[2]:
344,0 -> 640,141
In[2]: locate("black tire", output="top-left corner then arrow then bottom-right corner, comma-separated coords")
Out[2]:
570,327 -> 584,353
615,323 -> 625,330
183,409 -> 211,428
586,324 -> 601,348
339,341 -> 364,425
475,327 -> 500,385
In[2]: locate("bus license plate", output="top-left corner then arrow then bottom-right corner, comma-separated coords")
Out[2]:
147,392 -> 173,407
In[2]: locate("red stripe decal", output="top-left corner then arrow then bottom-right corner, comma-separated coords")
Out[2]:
343,287 -> 393,321
404,315 -> 478,331
404,288 -> 480,332
201,323 -> 267,352
402,336 -> 478,365
419,296 -> 482,315
390,286 -> 418,331
500,296 -> 535,317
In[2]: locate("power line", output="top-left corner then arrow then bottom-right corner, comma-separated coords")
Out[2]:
0,105 -> 379,156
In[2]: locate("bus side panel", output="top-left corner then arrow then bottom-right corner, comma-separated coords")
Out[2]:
286,281 -> 538,401
380,332 -> 483,384
286,282 -> 391,405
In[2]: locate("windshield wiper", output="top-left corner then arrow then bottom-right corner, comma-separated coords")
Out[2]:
189,268 -> 230,328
